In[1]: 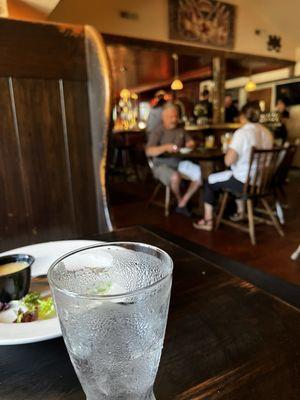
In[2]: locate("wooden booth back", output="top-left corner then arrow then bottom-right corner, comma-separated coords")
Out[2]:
0,18 -> 112,250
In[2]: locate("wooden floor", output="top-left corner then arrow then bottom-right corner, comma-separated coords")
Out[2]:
110,171 -> 300,286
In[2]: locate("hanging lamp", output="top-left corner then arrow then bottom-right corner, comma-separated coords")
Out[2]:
245,78 -> 257,92
171,53 -> 183,91
244,68 -> 256,92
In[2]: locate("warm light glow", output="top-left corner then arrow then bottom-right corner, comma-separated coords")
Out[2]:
131,92 -> 138,100
171,79 -> 183,91
171,53 -> 183,91
0,0 -> 8,17
120,88 -> 131,99
245,79 -> 257,92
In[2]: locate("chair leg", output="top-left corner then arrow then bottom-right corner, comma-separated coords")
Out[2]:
165,186 -> 170,217
215,192 -> 229,230
247,199 -> 256,245
147,183 -> 162,208
275,200 -> 285,225
261,198 -> 284,237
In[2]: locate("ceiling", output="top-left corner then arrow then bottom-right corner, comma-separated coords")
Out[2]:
105,35 -> 294,95
22,0 -> 60,15
107,44 -> 212,94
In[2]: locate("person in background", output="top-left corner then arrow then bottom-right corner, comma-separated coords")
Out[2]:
194,89 -> 213,121
146,90 -> 167,134
274,98 -> 290,144
146,103 -> 202,217
193,102 -> 273,231
225,94 -> 239,123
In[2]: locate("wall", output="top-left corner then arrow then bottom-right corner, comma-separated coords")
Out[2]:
226,68 -> 300,166
49,0 -> 296,60
6,0 -> 46,20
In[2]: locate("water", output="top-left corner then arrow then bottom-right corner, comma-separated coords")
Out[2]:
50,245 -> 172,400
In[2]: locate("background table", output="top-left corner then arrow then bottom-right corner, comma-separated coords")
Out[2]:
1,226 -> 300,399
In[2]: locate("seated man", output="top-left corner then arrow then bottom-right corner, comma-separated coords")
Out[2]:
146,103 -> 201,217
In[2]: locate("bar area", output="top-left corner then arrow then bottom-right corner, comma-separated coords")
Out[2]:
0,1 -> 300,399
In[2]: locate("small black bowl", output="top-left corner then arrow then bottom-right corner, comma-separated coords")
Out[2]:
0,254 -> 35,303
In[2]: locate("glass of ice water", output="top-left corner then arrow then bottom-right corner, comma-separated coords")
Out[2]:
48,242 -> 173,400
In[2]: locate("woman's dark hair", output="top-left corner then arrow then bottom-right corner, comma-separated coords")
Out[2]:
240,102 -> 260,123
154,97 -> 167,108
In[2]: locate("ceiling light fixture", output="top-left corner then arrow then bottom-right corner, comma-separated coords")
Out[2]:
244,67 -> 257,92
245,78 -> 257,92
171,53 -> 183,91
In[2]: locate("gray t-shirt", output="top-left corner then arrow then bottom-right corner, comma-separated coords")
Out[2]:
146,126 -> 192,168
146,107 -> 163,133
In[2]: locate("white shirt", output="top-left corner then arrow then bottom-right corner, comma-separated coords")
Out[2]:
229,123 -> 273,183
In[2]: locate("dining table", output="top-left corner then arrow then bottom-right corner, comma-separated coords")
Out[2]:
1,225 -> 300,399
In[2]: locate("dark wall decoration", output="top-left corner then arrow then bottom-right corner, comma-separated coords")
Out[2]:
169,0 -> 236,49
276,82 -> 300,106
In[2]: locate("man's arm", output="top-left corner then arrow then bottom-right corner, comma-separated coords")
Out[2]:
185,138 -> 196,148
146,143 -> 178,157
146,127 -> 178,157
185,132 -> 196,149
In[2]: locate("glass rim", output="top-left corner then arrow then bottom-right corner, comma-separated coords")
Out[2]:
47,241 -> 173,300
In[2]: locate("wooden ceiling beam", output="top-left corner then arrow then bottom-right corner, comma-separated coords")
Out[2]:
103,33 -> 294,69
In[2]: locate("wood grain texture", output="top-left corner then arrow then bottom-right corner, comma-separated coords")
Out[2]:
0,19 -> 112,251
0,78 -> 30,247
12,78 -> 75,242
0,18 -> 87,80
1,227 -> 300,399
61,80 -> 99,235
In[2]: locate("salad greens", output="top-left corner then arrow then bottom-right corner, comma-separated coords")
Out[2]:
87,281 -> 112,295
0,292 -> 55,323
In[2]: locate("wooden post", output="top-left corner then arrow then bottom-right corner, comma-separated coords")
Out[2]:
212,56 -> 226,124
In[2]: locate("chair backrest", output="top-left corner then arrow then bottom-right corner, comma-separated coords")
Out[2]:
243,147 -> 284,197
0,19 -> 112,250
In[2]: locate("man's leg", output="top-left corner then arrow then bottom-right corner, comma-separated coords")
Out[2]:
177,161 -> 202,209
178,180 -> 201,208
170,171 -> 182,203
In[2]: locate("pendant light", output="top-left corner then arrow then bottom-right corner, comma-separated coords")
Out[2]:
245,78 -> 257,92
171,53 -> 183,91
244,68 -> 256,92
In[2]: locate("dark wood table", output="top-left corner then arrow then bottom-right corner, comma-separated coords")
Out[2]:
164,148 -> 224,161
1,226 -> 300,399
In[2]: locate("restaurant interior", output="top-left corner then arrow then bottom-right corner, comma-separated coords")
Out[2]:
1,1 -> 300,399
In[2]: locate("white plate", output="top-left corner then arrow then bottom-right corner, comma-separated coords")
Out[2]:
0,240 -> 103,345
179,147 -> 193,154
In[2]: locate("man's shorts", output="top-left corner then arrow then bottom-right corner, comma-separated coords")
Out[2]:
153,161 -> 201,186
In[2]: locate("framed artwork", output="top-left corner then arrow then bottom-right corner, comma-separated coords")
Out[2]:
169,0 -> 236,49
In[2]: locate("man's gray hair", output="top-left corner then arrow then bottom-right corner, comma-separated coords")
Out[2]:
162,102 -> 178,112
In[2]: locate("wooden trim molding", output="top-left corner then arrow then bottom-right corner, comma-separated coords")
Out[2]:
85,25 -> 113,232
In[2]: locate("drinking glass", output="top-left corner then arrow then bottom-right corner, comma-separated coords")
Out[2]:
205,135 -> 215,148
48,242 -> 173,400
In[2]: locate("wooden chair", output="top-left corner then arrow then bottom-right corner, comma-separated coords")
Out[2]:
0,19 -> 112,250
270,143 -> 298,224
273,143 -> 298,200
146,158 -> 171,216
215,147 -> 285,245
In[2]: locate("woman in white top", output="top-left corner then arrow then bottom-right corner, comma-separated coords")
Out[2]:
193,102 -> 273,231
